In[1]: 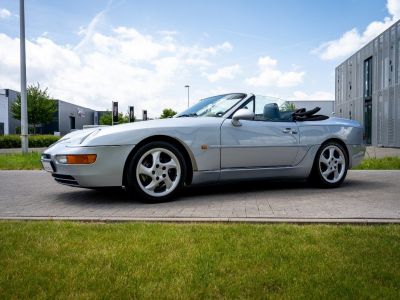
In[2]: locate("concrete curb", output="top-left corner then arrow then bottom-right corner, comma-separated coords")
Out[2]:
1,216 -> 400,224
0,147 -> 46,154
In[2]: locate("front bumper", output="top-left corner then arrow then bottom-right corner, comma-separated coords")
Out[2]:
41,142 -> 135,188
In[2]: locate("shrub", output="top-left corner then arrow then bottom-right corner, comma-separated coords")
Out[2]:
0,135 -> 60,148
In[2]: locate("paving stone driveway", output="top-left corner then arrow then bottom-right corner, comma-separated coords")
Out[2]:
0,170 -> 399,223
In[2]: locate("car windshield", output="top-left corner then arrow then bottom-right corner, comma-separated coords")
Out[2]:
175,93 -> 246,118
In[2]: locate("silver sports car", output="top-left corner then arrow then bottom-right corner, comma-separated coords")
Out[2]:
41,93 -> 365,202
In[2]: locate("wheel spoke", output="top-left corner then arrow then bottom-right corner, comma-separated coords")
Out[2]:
329,148 -> 335,160
161,159 -> 177,170
322,169 -> 332,177
334,169 -> 339,179
138,164 -> 152,176
144,180 -> 158,191
151,151 -> 161,168
164,176 -> 173,189
337,157 -> 345,165
320,156 -> 330,165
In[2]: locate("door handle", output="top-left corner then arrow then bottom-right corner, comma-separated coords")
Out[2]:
282,128 -> 298,134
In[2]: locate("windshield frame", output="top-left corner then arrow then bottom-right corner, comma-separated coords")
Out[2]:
175,93 -> 247,118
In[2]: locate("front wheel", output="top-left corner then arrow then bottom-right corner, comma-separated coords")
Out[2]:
310,142 -> 348,188
126,141 -> 186,203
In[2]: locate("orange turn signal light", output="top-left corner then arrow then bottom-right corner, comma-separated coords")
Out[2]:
66,154 -> 97,164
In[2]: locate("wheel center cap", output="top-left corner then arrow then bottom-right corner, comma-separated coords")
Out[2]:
155,169 -> 163,176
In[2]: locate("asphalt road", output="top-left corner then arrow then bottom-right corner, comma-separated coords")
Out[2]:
0,170 -> 399,223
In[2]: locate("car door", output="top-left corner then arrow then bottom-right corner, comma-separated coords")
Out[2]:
220,96 -> 299,170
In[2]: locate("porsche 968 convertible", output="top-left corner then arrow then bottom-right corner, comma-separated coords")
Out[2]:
41,93 -> 365,202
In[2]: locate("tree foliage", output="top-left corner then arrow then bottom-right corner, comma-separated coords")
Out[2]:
280,102 -> 296,112
11,84 -> 57,134
99,111 -> 131,125
160,108 -> 177,119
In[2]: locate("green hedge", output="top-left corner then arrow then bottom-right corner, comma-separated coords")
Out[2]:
0,135 -> 60,148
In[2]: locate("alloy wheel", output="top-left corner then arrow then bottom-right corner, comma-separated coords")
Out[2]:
318,145 -> 346,184
135,147 -> 181,197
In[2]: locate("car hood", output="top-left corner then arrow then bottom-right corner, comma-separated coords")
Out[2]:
78,117 -> 224,146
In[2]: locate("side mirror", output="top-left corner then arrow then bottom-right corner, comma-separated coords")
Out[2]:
231,109 -> 255,126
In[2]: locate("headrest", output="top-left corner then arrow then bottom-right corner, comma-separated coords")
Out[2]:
263,103 -> 280,121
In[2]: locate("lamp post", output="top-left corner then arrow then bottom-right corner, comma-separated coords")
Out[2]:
19,0 -> 28,153
184,85 -> 190,108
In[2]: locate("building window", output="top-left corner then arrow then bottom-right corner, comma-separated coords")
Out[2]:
364,57 -> 372,100
69,116 -> 75,130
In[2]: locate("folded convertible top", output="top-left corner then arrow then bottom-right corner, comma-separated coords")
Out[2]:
292,107 -> 329,121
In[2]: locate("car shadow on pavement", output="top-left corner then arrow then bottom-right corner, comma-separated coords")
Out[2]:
53,177 -> 388,205
54,179 -> 313,205
182,179 -> 310,197
54,188 -> 132,205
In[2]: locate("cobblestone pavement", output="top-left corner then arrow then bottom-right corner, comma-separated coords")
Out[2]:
0,170 -> 399,223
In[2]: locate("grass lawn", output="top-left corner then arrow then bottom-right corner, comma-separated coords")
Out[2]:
0,152 -> 41,170
1,152 -> 400,171
354,156 -> 400,170
0,222 -> 399,299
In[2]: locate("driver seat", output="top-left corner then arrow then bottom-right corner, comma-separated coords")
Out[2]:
263,103 -> 280,121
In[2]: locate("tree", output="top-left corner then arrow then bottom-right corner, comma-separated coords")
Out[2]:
280,102 -> 296,112
160,108 -> 177,119
99,111 -> 130,125
11,83 -> 57,134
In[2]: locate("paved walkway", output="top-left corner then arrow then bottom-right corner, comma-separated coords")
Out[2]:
365,146 -> 400,158
0,170 -> 399,223
0,147 -> 46,154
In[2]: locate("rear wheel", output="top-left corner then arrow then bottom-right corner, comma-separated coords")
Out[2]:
126,141 -> 186,203
310,142 -> 348,188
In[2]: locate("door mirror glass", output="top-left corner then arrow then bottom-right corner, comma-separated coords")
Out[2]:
231,109 -> 255,126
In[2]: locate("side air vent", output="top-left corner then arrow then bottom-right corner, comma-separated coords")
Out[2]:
52,174 -> 79,186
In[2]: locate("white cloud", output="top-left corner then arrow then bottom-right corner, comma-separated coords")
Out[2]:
388,0 -> 400,19
204,42 -> 233,55
0,20 -> 234,118
245,56 -> 305,87
291,90 -> 334,100
313,0 -> 400,60
204,64 -> 241,82
75,7 -> 108,50
157,30 -> 178,36
0,8 -> 11,19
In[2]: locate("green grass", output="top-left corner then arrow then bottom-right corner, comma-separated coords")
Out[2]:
0,222 -> 399,299
0,153 -> 399,171
354,156 -> 400,170
0,152 -> 42,170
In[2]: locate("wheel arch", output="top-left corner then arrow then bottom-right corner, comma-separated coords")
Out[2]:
122,135 -> 197,187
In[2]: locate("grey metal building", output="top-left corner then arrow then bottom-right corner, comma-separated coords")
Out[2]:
42,100 -> 96,136
336,20 -> 400,147
0,88 -> 97,136
0,89 -> 22,135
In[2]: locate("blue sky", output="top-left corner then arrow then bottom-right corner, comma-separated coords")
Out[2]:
0,0 -> 398,116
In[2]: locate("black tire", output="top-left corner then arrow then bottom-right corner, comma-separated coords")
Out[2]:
310,141 -> 348,188
125,141 -> 187,203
